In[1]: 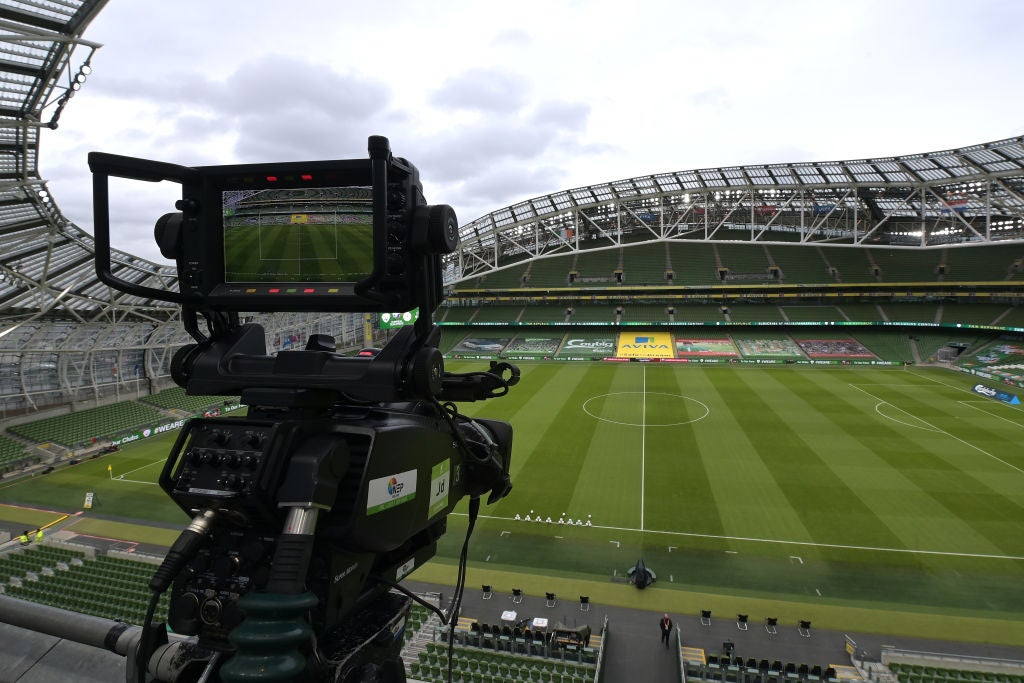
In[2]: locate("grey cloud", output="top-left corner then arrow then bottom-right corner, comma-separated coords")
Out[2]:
215,55 -> 389,121
87,56 -> 395,163
211,56 -> 393,160
429,68 -> 530,113
437,163 -> 566,224
415,99 -> 593,184
529,101 -> 590,130
492,29 -> 532,48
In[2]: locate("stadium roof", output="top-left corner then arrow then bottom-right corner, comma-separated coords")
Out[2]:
449,138 -> 1024,282
0,0 -> 1023,321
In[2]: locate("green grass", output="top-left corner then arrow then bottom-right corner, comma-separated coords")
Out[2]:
0,429 -> 191,526
1,364 -> 1022,642
441,363 -> 1024,624
224,220 -> 373,282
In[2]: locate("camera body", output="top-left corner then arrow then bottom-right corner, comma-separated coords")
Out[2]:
90,137 -> 516,681
161,404 -> 511,653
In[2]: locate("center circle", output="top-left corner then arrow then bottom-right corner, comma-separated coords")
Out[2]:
582,392 -> 710,427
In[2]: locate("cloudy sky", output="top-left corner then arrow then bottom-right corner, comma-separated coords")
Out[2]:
40,0 -> 1024,263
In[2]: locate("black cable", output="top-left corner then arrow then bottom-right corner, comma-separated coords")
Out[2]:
139,509 -> 217,683
137,590 -> 162,683
443,495 -> 480,683
366,577 -> 447,624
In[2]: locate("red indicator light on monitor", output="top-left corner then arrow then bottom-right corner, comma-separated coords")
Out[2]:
303,288 -> 315,293
301,174 -> 313,181
266,175 -> 278,182
269,288 -> 280,293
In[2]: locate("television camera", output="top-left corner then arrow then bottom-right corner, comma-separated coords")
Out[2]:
89,136 -> 518,682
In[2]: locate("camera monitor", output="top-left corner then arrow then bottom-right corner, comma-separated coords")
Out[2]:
221,183 -> 374,285
90,136 -> 458,315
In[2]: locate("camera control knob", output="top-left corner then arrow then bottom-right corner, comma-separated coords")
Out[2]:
245,433 -> 265,449
226,453 -> 241,468
428,204 -> 459,253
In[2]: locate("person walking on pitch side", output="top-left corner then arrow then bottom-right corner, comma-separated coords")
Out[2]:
659,613 -> 673,648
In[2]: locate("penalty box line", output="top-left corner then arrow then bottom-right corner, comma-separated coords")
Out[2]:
453,512 -> 1024,562
848,382 -> 1024,477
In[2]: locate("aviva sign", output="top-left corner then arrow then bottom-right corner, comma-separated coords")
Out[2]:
616,332 -> 674,358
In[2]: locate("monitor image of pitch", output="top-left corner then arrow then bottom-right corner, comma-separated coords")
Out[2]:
222,186 -> 375,284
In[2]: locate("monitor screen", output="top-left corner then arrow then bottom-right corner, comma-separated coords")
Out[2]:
222,186 -> 375,284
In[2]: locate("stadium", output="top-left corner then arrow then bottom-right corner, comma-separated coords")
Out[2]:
0,2 -> 1022,682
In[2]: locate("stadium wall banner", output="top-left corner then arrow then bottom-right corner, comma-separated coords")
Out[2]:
734,337 -> 804,358
958,366 -> 1024,389
616,332 -> 674,358
556,336 -> 617,360
794,338 -> 876,359
675,338 -> 738,357
449,337 -> 510,359
502,334 -> 563,359
971,383 -> 1021,405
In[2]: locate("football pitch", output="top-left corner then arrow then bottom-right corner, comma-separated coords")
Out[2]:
223,221 -> 373,282
2,363 -> 1022,637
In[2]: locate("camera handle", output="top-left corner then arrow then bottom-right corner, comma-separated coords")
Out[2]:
219,506 -> 323,682
220,426 -> 341,682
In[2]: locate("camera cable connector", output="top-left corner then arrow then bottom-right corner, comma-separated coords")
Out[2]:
139,508 -> 218,683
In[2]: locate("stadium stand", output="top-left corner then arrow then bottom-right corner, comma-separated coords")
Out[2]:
943,244 -> 1024,282
718,243 -> 776,282
999,306 -> 1024,327
6,401 -> 167,448
567,305 -> 618,323
527,255 -> 575,287
877,303 -> 942,324
141,386 -> 238,414
473,305 -> 526,324
888,662 -> 1024,683
438,305 -> 478,324
670,304 -> 729,323
667,242 -> 723,285
936,303 -> 1013,326
869,249 -> 945,282
0,434 -> 31,471
836,303 -> 887,323
0,546 -> 169,626
779,305 -> 847,322
621,242 -> 671,284
482,261 -> 533,289
854,331 -> 917,363
520,306 -> 572,323
764,244 -> 835,283
619,304 -> 671,323
726,304 -> 786,322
